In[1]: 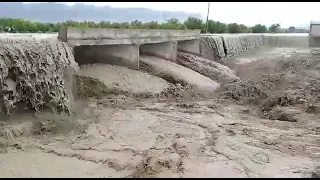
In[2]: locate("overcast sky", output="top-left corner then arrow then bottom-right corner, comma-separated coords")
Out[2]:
59,2 -> 319,27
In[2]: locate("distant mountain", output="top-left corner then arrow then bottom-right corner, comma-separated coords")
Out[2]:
0,2 -> 203,23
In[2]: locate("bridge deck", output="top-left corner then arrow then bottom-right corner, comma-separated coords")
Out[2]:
58,27 -> 201,46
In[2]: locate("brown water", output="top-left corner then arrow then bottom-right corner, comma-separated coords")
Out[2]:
0,36 -> 319,178
0,36 -> 77,117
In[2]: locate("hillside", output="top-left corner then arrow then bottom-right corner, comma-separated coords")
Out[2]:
0,2 -> 202,23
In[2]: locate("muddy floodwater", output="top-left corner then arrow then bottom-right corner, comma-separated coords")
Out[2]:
0,47 -> 319,178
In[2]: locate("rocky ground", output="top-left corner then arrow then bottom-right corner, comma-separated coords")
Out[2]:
0,47 -> 319,178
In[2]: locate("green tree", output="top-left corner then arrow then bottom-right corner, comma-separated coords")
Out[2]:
131,20 -> 142,29
227,23 -> 241,33
110,22 -> 122,28
207,20 -> 218,33
239,24 -> 249,33
184,16 -> 203,30
160,18 -> 183,29
269,23 -> 280,33
0,16 -> 272,34
119,22 -> 131,29
216,22 -> 227,33
98,21 -> 111,28
206,20 -> 228,34
251,24 -> 267,33
145,21 -> 159,29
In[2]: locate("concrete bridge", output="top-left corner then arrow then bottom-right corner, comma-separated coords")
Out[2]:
58,27 -> 201,69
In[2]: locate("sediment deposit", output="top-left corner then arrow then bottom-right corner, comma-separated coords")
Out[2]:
77,64 -> 170,97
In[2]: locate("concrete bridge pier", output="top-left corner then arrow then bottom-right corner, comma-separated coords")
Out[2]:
139,41 -> 178,62
178,39 -> 200,55
74,44 -> 140,69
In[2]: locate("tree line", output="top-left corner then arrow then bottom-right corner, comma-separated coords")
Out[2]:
0,17 -> 283,34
